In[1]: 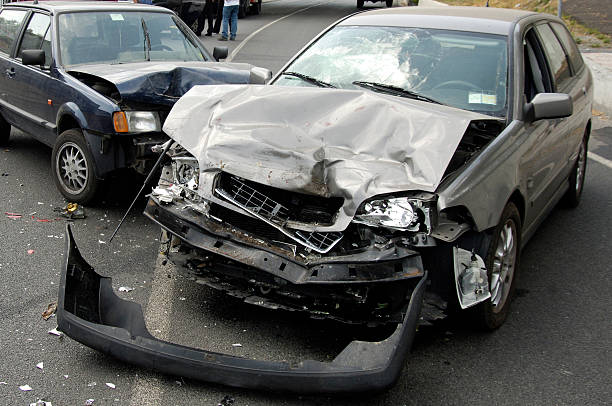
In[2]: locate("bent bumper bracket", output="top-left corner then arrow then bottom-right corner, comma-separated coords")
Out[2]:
57,225 -> 426,394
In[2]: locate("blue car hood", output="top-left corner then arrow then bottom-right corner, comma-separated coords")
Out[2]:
67,61 -> 254,107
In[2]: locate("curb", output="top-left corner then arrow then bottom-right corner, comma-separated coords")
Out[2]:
582,52 -> 612,115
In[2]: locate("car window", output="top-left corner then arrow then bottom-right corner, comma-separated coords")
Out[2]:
275,26 -> 508,117
58,11 -> 207,66
17,12 -> 51,66
524,28 -> 553,101
550,22 -> 584,73
535,23 -> 571,90
0,9 -> 28,55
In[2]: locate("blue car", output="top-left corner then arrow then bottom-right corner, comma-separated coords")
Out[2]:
0,1 -> 269,203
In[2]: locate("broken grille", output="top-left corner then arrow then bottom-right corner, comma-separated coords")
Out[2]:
215,175 -> 343,254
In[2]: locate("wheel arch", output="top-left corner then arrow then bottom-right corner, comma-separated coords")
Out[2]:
56,103 -> 88,136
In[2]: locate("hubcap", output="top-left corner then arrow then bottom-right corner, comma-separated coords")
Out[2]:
56,142 -> 88,194
575,141 -> 586,194
490,220 -> 517,313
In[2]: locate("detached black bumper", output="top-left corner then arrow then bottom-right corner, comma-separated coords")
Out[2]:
57,225 -> 427,394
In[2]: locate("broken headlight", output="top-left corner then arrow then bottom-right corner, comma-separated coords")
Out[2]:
353,194 -> 437,233
172,156 -> 200,191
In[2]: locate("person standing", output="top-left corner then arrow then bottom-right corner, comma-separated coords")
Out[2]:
195,0 -> 216,36
219,0 -> 239,41
212,0 -> 224,34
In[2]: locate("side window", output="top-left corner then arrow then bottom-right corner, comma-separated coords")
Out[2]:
550,22 -> 584,73
535,23 -> 571,90
523,28 -> 553,102
17,13 -> 51,66
0,9 -> 28,55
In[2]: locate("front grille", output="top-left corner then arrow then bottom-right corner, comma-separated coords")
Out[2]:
214,174 -> 343,253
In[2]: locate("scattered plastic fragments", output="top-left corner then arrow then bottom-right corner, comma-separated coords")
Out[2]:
118,286 -> 134,293
54,203 -> 86,220
217,395 -> 235,406
85,400 -> 95,406
105,382 -> 116,389
1,173 -> 8,176
63,375 -> 69,379
98,240 -> 106,245
30,400 -> 52,406
48,327 -> 62,337
87,382 -> 96,387
42,302 -> 57,320
36,362 -> 44,370
231,343 -> 242,347
27,249 -> 35,255
178,296 -> 186,301
19,384 -> 33,391
0,381 -> 7,385
5,212 -> 21,219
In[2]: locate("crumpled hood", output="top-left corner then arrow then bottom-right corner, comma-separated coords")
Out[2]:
163,85 -> 491,221
68,61 -> 253,107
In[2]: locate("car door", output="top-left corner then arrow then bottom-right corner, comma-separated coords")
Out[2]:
0,7 -> 29,124
519,25 -> 569,234
9,11 -> 56,145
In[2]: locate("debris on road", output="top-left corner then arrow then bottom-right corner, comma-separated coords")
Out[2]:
231,343 -> 242,348
42,302 -> 57,320
19,384 -> 33,391
36,362 -> 44,370
85,399 -> 95,406
118,286 -> 134,293
5,212 -> 21,219
54,203 -> 86,220
27,249 -> 35,255
48,327 -> 62,337
30,400 -> 52,406
105,382 -> 116,389
87,382 -> 96,387
217,395 -> 235,406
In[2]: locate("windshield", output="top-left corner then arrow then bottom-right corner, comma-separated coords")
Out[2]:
275,26 -> 508,117
58,11 -> 207,66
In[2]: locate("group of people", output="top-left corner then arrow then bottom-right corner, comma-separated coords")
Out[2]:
195,0 -> 240,41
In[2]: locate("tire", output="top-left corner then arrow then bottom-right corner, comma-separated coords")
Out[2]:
250,0 -> 261,15
52,129 -> 100,205
473,202 -> 521,330
386,0 -> 393,7
563,136 -> 588,208
0,113 -> 10,146
357,0 -> 364,8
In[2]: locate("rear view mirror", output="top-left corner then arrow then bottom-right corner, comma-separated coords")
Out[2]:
213,46 -> 228,61
249,66 -> 273,84
524,93 -> 572,122
22,49 -> 46,66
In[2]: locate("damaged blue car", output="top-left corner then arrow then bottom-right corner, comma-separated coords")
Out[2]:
0,1 -> 269,203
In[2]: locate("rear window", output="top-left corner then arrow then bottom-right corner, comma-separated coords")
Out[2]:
550,22 -> 584,73
0,9 -> 28,55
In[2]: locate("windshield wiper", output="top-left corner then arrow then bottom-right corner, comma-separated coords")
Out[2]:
141,18 -> 151,61
352,81 -> 442,105
281,72 -> 335,88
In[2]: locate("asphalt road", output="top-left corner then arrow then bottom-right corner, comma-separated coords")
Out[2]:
1,1 -> 611,405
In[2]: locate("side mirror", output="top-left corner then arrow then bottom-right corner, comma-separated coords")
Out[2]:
22,49 -> 46,67
213,46 -> 228,61
524,93 -> 572,122
249,66 -> 273,84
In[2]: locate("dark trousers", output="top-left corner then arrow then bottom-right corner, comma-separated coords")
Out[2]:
196,0 -> 216,35
213,0 -> 224,33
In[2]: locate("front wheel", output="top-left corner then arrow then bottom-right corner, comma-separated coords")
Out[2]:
0,113 -> 10,146
52,129 -> 100,204
473,202 -> 521,330
563,136 -> 588,208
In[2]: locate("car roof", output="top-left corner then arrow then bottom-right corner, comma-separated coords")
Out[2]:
339,6 -> 540,36
2,1 -> 169,14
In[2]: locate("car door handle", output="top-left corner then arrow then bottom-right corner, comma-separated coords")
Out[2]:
5,68 -> 15,78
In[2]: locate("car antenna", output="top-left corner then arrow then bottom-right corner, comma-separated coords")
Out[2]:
108,140 -> 173,243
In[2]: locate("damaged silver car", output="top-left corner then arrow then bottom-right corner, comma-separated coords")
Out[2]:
58,6 -> 593,393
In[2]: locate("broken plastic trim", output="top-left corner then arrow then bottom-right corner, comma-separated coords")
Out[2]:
57,225 -> 427,394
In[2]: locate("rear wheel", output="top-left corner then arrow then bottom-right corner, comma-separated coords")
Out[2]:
52,129 -> 100,204
0,114 -> 10,146
563,136 -> 588,208
473,202 -> 521,330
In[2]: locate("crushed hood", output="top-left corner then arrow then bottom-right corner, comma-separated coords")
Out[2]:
68,62 -> 253,107
163,85 -> 491,221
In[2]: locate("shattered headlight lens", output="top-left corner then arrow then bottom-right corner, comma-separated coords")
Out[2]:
113,111 -> 161,133
353,196 -> 436,233
172,157 -> 199,190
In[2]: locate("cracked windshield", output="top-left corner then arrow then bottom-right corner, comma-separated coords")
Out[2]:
58,11 -> 206,66
276,26 -> 508,116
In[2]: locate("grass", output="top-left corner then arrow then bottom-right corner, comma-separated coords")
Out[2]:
439,0 -> 612,48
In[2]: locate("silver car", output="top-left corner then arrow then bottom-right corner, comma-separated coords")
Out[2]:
58,6 -> 593,394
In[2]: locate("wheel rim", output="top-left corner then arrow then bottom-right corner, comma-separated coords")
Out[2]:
56,142 -> 88,195
575,141 -> 586,194
490,220 -> 517,313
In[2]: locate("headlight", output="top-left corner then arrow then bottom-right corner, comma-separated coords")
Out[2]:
353,195 -> 436,233
113,111 -> 161,133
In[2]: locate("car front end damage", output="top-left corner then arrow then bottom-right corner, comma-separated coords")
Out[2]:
57,84 -> 504,393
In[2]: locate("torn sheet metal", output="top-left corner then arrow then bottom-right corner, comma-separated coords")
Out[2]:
162,85 -> 491,230
68,62 -> 253,107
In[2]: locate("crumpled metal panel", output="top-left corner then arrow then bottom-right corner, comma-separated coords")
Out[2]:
163,85 -> 491,230
68,62 -> 253,107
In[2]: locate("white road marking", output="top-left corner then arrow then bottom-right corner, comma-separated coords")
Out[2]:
129,254 -> 176,406
589,151 -> 612,169
227,1 -> 328,61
